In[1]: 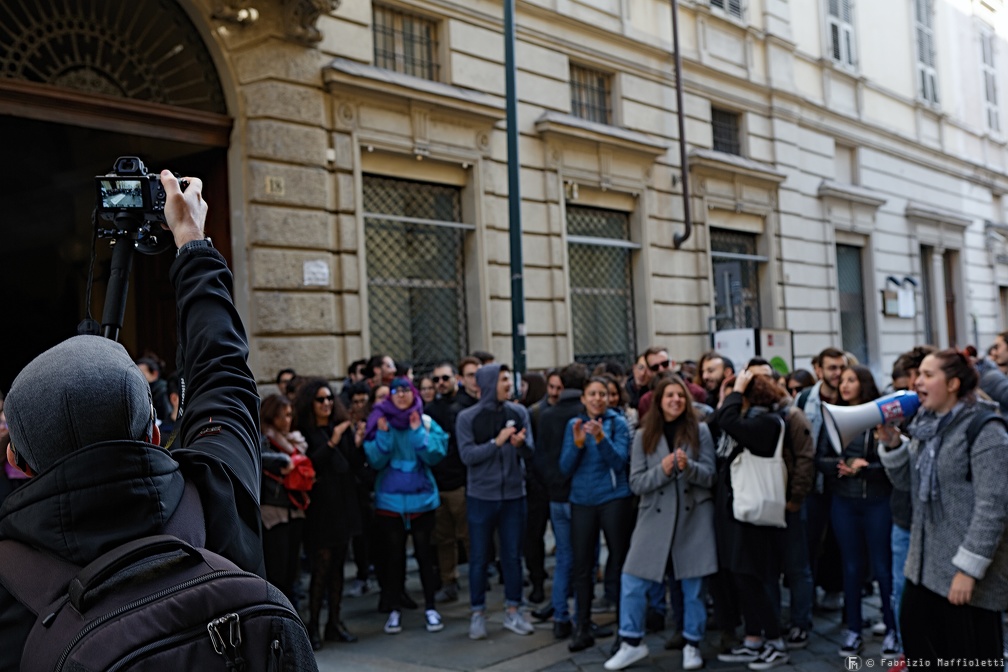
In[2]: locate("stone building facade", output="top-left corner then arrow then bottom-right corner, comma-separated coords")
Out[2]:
1,0 -> 1006,389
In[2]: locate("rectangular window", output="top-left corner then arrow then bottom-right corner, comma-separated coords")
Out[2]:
827,0 -> 855,67
372,4 -> 440,81
981,28 -> 1000,132
921,244 -> 935,345
914,0 -> 938,104
570,63 -> 613,125
711,0 -> 743,19
711,229 -> 764,331
363,175 -> 470,373
567,205 -> 638,368
711,108 -> 742,155
836,244 -> 869,365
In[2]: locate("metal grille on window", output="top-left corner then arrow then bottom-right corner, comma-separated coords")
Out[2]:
711,0 -> 743,18
0,0 -> 226,113
836,244 -> 869,365
567,206 -> 638,369
710,229 -> 763,331
363,175 -> 470,375
372,4 -> 439,81
570,64 -> 612,125
712,108 -> 741,155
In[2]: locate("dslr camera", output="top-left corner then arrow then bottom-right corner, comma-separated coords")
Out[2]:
95,156 -> 187,224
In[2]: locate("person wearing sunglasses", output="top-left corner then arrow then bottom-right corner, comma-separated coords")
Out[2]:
363,377 -> 448,636
294,378 -> 362,650
424,362 -> 471,604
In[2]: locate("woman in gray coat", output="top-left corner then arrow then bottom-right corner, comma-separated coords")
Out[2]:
879,349 -> 1008,663
604,375 -> 716,672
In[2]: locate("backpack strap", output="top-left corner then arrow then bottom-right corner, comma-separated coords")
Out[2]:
963,410 -> 1007,482
0,540 -> 79,617
796,388 -> 812,411
0,480 -> 205,617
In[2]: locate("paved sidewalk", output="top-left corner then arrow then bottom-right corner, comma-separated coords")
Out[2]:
309,557 -> 896,671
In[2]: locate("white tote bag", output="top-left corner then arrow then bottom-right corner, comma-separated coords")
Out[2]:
729,416 -> 788,528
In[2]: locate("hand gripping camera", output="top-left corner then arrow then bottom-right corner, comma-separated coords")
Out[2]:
95,156 -> 187,255
84,156 -> 188,341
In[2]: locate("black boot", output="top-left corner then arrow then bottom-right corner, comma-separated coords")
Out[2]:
308,623 -> 323,651
325,620 -> 358,643
568,625 -> 595,652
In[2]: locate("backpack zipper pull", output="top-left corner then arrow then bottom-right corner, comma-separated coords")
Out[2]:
42,595 -> 70,627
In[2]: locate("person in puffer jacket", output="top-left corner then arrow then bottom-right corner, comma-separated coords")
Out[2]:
559,376 -> 633,653
363,377 -> 447,636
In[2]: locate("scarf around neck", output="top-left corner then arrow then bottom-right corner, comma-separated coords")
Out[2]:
363,382 -> 424,441
909,401 -> 965,509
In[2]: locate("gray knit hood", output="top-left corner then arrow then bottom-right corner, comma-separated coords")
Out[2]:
5,336 -> 153,474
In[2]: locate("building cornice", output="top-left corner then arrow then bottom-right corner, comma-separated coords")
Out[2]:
323,58 -> 505,123
905,202 -> 972,229
534,111 -> 670,158
818,180 -> 887,208
688,149 -> 786,185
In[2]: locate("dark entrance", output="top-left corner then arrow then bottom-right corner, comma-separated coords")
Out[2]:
0,0 -> 232,392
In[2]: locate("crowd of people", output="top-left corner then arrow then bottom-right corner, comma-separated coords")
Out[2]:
251,338 -> 1007,668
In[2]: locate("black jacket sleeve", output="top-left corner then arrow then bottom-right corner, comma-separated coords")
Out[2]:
715,392 -> 782,458
168,246 -> 265,576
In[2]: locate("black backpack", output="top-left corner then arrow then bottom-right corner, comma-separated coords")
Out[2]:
0,499 -> 317,672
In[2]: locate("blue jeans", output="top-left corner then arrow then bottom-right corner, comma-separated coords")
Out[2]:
549,501 -> 574,623
891,523 -> 910,641
767,506 -> 814,629
467,496 -> 526,611
831,495 -> 895,633
620,573 -> 706,643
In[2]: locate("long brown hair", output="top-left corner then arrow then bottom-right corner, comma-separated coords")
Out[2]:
641,375 -> 699,456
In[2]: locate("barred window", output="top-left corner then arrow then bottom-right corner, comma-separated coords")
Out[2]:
914,0 -> 938,104
372,4 -> 440,81
836,244 -> 869,365
567,205 -> 638,368
570,63 -> 613,125
711,229 -> 764,331
827,0 -> 855,67
712,107 -> 742,155
711,0 -> 743,19
363,175 -> 470,374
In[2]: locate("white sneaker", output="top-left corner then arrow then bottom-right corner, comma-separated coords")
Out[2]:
872,620 -> 888,637
503,609 -> 534,635
425,609 -> 444,633
469,611 -> 487,640
384,610 -> 402,634
683,643 -> 704,670
346,578 -> 369,598
604,641 -> 649,670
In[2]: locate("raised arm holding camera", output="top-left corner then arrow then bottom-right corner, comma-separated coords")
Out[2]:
0,171 -> 300,670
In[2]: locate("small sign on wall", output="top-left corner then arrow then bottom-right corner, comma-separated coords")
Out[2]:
303,260 -> 329,287
882,289 -> 916,318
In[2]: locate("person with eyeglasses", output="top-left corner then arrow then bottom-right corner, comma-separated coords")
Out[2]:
293,377 -> 362,650
424,361 -> 471,604
363,377 -> 448,636
644,347 -> 674,377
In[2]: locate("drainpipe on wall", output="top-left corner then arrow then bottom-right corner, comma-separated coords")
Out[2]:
671,0 -> 692,249
504,0 -> 527,373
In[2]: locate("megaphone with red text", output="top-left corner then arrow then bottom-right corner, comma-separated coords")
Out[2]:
822,391 -> 919,453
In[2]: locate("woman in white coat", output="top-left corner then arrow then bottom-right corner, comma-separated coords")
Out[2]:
604,375 -> 717,671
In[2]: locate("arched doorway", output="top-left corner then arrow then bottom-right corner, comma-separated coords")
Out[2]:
0,0 -> 232,391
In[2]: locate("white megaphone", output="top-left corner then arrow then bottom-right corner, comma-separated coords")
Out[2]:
821,391 -> 919,453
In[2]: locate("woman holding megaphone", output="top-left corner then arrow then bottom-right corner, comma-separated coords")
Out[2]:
878,349 -> 1008,663
816,366 -> 898,658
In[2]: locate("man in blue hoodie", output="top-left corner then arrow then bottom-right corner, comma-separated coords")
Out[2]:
456,363 -> 536,640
